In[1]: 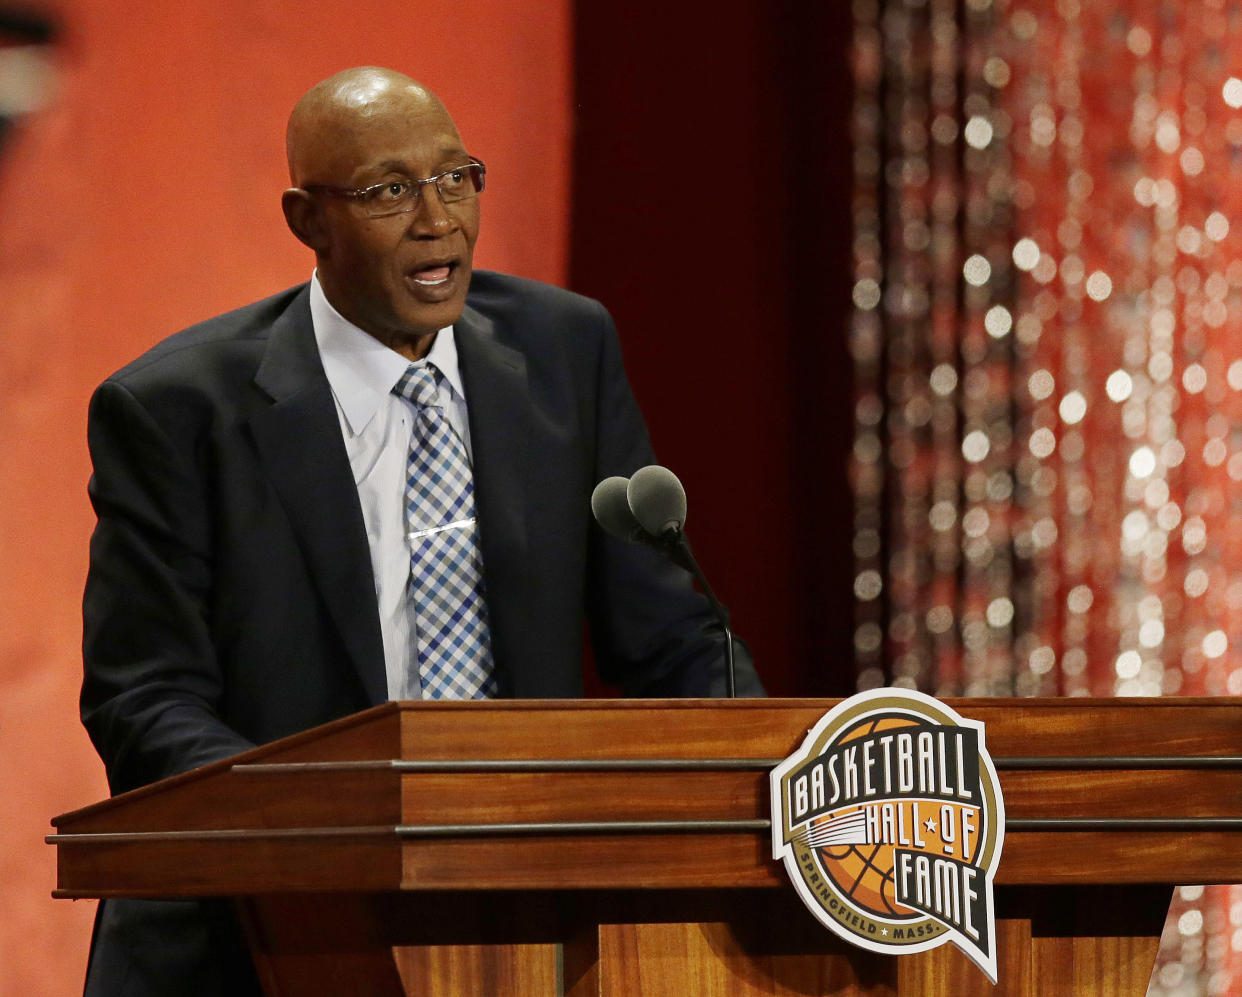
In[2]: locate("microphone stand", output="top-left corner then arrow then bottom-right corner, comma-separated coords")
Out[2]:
657,529 -> 737,699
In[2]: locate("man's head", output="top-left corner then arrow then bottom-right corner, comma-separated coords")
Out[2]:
282,67 -> 480,357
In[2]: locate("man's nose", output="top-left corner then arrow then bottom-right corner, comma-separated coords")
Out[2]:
407,184 -> 456,236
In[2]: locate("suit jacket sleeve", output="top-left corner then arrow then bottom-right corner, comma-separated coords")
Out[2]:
580,302 -> 763,697
81,378 -> 253,795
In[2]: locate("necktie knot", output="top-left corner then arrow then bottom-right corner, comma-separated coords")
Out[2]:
393,363 -> 441,409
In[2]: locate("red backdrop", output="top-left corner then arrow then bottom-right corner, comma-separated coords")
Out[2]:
0,3 -> 570,993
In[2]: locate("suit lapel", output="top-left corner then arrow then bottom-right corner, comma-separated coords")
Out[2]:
248,288 -> 388,704
454,305 -> 532,694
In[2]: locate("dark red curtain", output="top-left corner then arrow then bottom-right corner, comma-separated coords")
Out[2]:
570,3 -> 857,698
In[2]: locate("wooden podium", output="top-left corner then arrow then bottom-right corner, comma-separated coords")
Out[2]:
50,698 -> 1242,995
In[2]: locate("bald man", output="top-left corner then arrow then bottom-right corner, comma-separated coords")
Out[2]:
80,67 -> 760,994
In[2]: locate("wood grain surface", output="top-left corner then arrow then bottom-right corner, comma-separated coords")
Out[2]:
49,699 -> 1242,995
51,698 -> 1242,894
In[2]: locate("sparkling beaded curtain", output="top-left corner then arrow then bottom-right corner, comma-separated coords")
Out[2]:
850,0 -> 1242,992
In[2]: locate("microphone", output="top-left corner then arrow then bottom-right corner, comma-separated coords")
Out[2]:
626,465 -> 687,538
590,475 -> 648,544
591,465 -> 738,697
591,476 -> 650,546
590,468 -> 688,565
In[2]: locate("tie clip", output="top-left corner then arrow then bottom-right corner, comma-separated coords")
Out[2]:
406,517 -> 477,541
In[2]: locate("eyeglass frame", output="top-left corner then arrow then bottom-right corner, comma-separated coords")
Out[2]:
301,157 -> 486,217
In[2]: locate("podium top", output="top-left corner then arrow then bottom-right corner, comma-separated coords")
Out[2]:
50,698 -> 1242,897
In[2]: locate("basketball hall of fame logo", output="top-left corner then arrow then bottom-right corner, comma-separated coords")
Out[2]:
770,689 -> 1005,983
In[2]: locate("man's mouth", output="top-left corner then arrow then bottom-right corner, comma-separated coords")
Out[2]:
411,261 -> 456,286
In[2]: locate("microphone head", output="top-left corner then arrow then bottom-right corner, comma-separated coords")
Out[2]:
627,465 -> 687,538
591,476 -> 646,543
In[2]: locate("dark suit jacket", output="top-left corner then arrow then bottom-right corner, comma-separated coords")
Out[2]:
80,271 -> 761,995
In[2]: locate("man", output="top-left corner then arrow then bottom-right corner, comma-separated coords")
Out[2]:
80,67 -> 760,994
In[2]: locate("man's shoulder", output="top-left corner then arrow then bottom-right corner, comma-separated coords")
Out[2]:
466,270 -> 608,327
105,284 -> 309,387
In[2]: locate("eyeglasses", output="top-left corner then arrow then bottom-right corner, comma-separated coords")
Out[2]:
303,158 -> 486,218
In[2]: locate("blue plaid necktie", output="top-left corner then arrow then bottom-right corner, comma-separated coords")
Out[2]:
393,363 -> 497,699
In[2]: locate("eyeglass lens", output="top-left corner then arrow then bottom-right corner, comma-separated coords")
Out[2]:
364,164 -> 484,216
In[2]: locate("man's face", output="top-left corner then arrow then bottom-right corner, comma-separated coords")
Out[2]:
312,96 -> 480,345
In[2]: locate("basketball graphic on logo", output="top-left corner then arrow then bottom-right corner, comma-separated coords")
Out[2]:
819,826 -> 908,916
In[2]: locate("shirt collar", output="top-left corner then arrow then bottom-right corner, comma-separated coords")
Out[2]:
309,272 -> 467,436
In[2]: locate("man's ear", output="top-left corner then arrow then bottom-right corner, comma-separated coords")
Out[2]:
282,188 -> 331,252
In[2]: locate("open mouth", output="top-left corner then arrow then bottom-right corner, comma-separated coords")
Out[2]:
410,260 -> 457,286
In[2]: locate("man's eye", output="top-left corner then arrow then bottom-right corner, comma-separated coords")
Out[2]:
373,182 -> 410,203
440,170 -> 466,189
